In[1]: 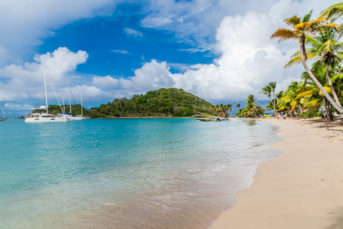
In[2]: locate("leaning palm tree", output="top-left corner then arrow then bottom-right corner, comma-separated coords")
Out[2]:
286,27 -> 343,109
271,11 -> 343,113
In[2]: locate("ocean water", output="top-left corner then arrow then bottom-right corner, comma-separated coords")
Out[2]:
0,118 -> 280,229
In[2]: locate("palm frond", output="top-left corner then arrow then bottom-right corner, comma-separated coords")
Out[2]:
308,17 -> 326,25
307,17 -> 328,31
290,100 -> 298,111
304,99 -> 321,107
332,73 -> 343,83
271,29 -> 296,41
318,86 -> 331,96
295,22 -> 309,30
295,90 -> 313,100
284,16 -> 301,26
321,3 -> 343,19
268,82 -> 277,91
285,52 -> 316,68
303,10 -> 313,22
326,23 -> 342,29
285,56 -> 302,68
305,35 -> 321,47
279,95 -> 291,103
290,50 -> 301,58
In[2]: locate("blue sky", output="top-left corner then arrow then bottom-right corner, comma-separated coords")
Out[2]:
39,12 -> 215,77
0,0 -> 340,116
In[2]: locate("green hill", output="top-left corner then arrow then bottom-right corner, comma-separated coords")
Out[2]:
89,88 -> 217,118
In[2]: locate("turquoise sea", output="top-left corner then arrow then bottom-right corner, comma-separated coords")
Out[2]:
0,119 -> 280,229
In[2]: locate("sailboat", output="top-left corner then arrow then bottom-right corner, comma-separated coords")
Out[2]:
58,95 -> 89,121
25,60 -> 69,123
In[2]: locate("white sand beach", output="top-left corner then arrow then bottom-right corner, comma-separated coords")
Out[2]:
211,119 -> 343,229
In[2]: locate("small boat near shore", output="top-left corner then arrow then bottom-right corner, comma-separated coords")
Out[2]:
196,117 -> 228,122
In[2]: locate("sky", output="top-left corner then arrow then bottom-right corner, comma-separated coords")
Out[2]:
0,0 -> 341,115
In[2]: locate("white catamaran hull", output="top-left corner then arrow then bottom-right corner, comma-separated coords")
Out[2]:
68,116 -> 89,121
25,116 -> 69,123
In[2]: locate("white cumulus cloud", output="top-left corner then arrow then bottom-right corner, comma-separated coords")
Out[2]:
0,47 -> 90,103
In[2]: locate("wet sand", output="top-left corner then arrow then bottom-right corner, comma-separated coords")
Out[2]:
211,118 -> 343,229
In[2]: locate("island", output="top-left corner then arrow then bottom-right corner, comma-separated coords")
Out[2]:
88,88 -> 230,118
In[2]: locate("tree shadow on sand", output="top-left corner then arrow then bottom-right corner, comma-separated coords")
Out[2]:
305,119 -> 343,133
326,208 -> 343,229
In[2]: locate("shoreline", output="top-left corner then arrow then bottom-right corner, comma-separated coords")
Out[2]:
211,118 -> 343,229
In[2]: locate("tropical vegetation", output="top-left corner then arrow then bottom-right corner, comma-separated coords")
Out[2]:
89,88 -> 232,118
242,3 -> 343,120
236,95 -> 265,118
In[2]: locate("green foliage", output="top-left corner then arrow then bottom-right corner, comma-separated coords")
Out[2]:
236,94 -> 265,118
48,104 -> 88,116
89,88 -> 217,118
298,107 -> 321,118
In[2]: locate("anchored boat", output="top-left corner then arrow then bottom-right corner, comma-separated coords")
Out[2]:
25,60 -> 69,123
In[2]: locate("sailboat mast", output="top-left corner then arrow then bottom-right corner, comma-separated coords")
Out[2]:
69,97 -> 72,114
42,59 -> 48,113
81,96 -> 83,117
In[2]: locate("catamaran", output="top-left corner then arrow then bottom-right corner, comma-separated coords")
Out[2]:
25,60 -> 69,123
58,96 -> 89,121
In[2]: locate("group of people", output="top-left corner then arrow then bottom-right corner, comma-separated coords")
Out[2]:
277,112 -> 287,120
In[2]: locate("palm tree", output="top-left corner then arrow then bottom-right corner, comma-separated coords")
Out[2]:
260,82 -> 278,115
286,27 -> 343,109
301,61 -> 336,120
314,28 -> 343,108
269,82 -> 278,116
236,95 -> 264,118
271,11 -> 343,113
260,85 -> 272,98
225,104 -> 232,112
277,81 -> 301,117
246,95 -> 256,106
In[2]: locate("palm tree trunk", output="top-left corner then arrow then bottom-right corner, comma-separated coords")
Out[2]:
328,103 -> 334,121
325,63 -> 342,109
288,110 -> 293,118
323,97 -> 329,120
323,97 -> 333,121
299,36 -> 343,114
272,92 -> 278,116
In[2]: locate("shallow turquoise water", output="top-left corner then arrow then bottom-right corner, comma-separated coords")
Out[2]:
0,118 -> 280,229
